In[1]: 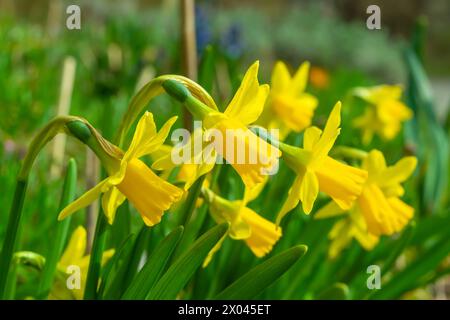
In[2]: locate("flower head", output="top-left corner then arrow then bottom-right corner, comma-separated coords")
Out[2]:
59,112 -> 183,226
202,187 -> 282,266
320,205 -> 378,259
353,85 -> 413,144
163,61 -> 281,189
277,102 -> 368,223
258,61 -> 318,138
49,226 -> 114,300
315,149 -> 417,256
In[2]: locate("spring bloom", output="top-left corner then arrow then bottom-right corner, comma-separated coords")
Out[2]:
202,187 -> 282,266
164,61 -> 281,189
258,61 -> 318,138
316,204 -> 378,258
352,85 -> 413,144
315,149 -> 417,255
277,102 -> 368,223
59,112 -> 183,226
49,226 -> 114,300
357,150 -> 417,236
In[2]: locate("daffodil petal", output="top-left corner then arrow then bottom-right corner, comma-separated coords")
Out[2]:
135,116 -> 178,159
299,170 -> 319,214
271,61 -> 291,94
312,102 -> 341,160
58,226 -> 87,267
277,175 -> 303,224
224,61 -> 269,125
292,61 -> 310,94
202,232 -> 228,268
101,186 -> 126,224
378,156 -> 417,186
303,126 -> 322,151
58,178 -> 111,221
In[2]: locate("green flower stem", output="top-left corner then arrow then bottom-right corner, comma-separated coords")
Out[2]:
162,79 -> 213,120
0,179 -> 28,298
84,210 -> 109,300
330,146 -> 368,161
37,159 -> 77,299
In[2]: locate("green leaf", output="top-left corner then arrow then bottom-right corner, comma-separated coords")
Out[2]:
37,158 -> 77,299
198,45 -> 216,92
122,226 -> 184,299
146,223 -> 228,300
99,234 -> 135,299
371,234 -> 450,299
215,245 -> 308,300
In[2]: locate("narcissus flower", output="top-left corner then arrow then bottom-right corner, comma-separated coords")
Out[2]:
49,226 -> 114,300
163,61 -> 281,189
357,150 -> 417,235
202,187 -> 282,266
352,85 -> 413,144
277,102 -> 368,223
258,61 -> 318,139
315,149 -> 417,256
59,112 -> 183,226
316,205 -> 378,258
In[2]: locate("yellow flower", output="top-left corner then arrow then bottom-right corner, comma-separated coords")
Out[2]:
358,150 -> 417,236
321,207 -> 378,259
202,187 -> 282,266
353,85 -> 413,144
277,102 -> 368,223
258,61 -> 318,138
58,112 -> 183,226
164,61 -> 281,189
49,226 -> 114,300
315,149 -> 417,256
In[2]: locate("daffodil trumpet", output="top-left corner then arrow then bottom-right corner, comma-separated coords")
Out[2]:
162,61 -> 282,189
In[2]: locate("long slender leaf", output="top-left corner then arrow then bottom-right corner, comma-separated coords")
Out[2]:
215,245 -> 308,300
146,223 -> 228,300
122,226 -> 183,299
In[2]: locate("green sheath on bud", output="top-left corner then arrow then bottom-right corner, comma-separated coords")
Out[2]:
163,79 -> 191,102
67,120 -> 92,144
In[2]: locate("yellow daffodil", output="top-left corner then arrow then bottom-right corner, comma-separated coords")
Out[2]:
315,149 -> 417,255
202,187 -> 282,266
358,150 -> 417,235
58,112 -> 183,226
49,226 -> 114,300
277,102 -> 368,223
258,61 -> 318,139
352,85 -> 413,144
320,208 -> 379,259
163,61 -> 281,189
